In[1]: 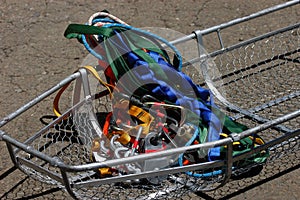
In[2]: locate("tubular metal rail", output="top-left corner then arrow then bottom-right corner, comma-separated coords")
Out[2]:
0,1 -> 299,199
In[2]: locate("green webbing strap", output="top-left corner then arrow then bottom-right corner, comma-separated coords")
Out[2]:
64,24 -> 170,64
64,24 -> 115,39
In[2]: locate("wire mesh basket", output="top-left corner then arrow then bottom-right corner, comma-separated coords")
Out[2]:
0,1 -> 299,200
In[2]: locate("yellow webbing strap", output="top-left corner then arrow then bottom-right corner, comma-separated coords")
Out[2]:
220,133 -> 240,146
114,99 -> 154,135
128,105 -> 154,134
82,65 -> 115,98
249,135 -> 265,146
220,133 -> 265,148
53,66 -> 115,117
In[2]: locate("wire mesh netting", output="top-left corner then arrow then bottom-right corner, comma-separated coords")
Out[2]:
210,26 -> 299,115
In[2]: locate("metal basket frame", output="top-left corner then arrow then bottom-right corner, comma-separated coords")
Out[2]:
1,1 -> 299,199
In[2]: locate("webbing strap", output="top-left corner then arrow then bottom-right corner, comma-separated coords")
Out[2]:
64,24 -> 115,40
114,99 -> 154,135
53,66 -> 114,117
83,65 -> 115,97
128,105 -> 154,134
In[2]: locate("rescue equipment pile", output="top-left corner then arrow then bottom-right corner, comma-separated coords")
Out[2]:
55,11 -> 269,179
